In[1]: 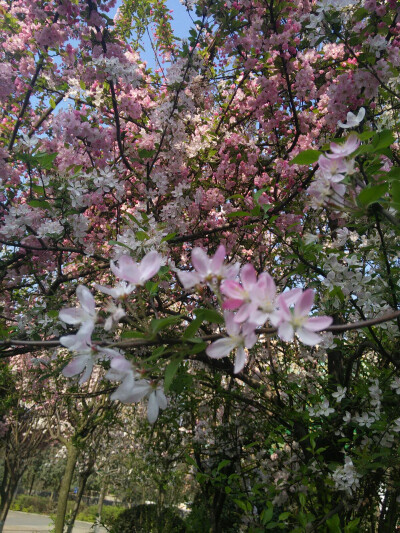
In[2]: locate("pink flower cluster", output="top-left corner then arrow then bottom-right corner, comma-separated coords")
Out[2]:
178,246 -> 333,374
308,134 -> 360,209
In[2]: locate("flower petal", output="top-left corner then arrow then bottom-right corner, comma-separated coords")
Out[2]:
147,391 -> 159,424
210,245 -> 226,272
234,346 -> 247,374
240,263 -> 257,291
139,251 -> 163,282
76,285 -> 95,315
206,338 -> 237,359
296,289 -> 315,316
297,328 -> 322,346
278,322 -> 294,342
191,247 -> 210,276
304,316 -> 333,332
156,389 -> 168,410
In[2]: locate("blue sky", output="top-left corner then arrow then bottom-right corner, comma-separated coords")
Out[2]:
110,0 -> 193,69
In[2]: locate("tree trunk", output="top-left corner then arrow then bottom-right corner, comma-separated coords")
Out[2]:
65,466 -> 92,533
54,443 -> 79,533
93,479 -> 107,533
0,477 -> 21,533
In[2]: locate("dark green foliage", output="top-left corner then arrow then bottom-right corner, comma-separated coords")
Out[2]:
109,504 -> 186,533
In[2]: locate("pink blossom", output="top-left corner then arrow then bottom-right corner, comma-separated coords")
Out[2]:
327,134 -> 360,159
107,357 -> 167,423
178,245 -> 239,289
110,250 -> 163,285
275,289 -> 333,346
338,108 -> 365,129
221,263 -> 259,322
206,312 -> 257,373
59,285 -> 97,327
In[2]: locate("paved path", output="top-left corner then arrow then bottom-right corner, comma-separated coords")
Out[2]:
4,511 -> 107,532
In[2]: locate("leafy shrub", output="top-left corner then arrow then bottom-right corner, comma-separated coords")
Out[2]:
76,504 -> 125,524
10,495 -> 55,514
108,504 -> 186,533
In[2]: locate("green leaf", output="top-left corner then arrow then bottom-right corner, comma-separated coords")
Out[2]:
150,315 -> 183,334
161,232 -> 177,242
137,148 -> 156,159
164,355 -> 184,391
372,129 -> 395,150
226,210 -> 251,218
290,150 -> 321,165
182,317 -> 203,339
391,181 -> 400,204
135,230 -> 148,241
234,500 -> 248,512
217,459 -> 230,471
387,167 -> 400,180
120,331 -> 146,339
326,514 -> 341,533
28,199 -> 52,209
145,281 -> 159,296
261,506 -> 274,525
34,151 -> 58,169
279,512 -> 290,521
195,309 -> 224,324
357,183 -> 388,206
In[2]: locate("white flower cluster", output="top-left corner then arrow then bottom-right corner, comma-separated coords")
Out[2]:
308,399 -> 335,417
92,56 -> 143,86
332,456 -> 361,494
36,219 -> 64,238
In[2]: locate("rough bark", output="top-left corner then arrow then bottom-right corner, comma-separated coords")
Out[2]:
54,443 -> 79,533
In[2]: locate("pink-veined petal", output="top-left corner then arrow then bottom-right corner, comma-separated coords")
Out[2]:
258,272 -> 276,300
206,337 -> 238,359
147,391 -> 159,424
111,255 -> 141,284
222,298 -> 243,310
304,316 -> 333,332
276,295 -> 291,321
297,328 -> 322,346
234,302 -> 253,323
62,354 -> 91,378
79,361 -> 94,385
281,288 -> 302,306
278,322 -> 294,342
221,280 -> 246,300
177,270 -> 202,289
296,289 -> 315,316
191,247 -> 210,276
110,372 -> 135,402
76,285 -> 95,315
139,251 -> 163,282
59,308 -> 86,325
110,355 -> 133,373
244,328 -> 257,349
210,244 -> 226,272
116,379 -> 151,404
224,311 -> 241,336
240,263 -> 257,291
234,346 -> 247,374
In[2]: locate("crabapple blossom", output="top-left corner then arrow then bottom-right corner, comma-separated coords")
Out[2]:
338,107 -> 365,129
206,312 -> 257,373
178,245 -> 239,289
106,356 -> 167,423
110,250 -> 164,286
275,289 -> 333,346
332,386 -> 347,403
59,285 -> 97,330
326,134 -> 360,159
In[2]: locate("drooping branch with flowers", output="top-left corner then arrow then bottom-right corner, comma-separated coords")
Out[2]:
2,0 -> 400,530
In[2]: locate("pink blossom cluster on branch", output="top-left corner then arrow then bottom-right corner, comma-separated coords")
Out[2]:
59,247 -> 332,420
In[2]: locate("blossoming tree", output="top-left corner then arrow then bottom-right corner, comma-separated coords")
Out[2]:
1,0 -> 400,530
